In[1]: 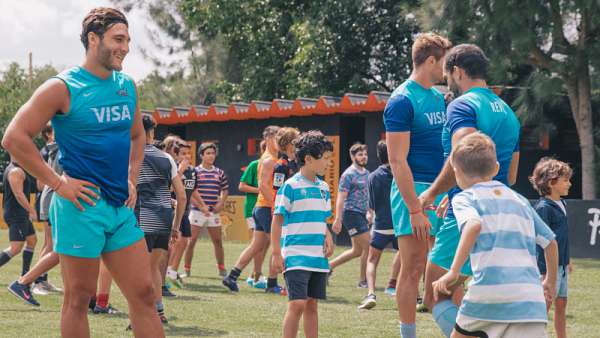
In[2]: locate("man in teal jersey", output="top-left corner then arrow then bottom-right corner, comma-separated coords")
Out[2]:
2,7 -> 164,338
384,33 -> 452,338
419,44 -> 520,337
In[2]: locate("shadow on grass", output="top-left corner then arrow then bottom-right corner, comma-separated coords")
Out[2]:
164,323 -> 227,337
183,282 -> 230,294
170,294 -> 211,302
0,307 -> 49,313
324,296 -> 351,305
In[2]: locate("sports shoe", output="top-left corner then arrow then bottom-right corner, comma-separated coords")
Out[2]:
162,285 -> 176,297
167,274 -> 183,289
246,277 -> 255,287
159,313 -> 168,324
357,280 -> 368,289
253,276 -> 267,289
222,276 -> 239,292
181,269 -> 191,278
93,304 -> 120,314
38,280 -> 63,293
8,281 -> 40,307
358,294 -> 377,310
218,269 -> 227,277
265,285 -> 285,295
31,282 -> 50,296
384,287 -> 396,296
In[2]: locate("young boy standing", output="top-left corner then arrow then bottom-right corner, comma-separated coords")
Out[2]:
433,133 -> 558,338
271,131 -> 335,338
530,158 -> 573,338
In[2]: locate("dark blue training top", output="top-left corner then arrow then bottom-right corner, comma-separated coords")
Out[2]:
535,198 -> 569,274
368,165 -> 393,231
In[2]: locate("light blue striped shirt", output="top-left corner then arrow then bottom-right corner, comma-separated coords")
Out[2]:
452,181 -> 555,323
273,173 -> 332,273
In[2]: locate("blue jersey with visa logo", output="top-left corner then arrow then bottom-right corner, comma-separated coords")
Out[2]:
383,79 -> 445,183
51,66 -> 137,207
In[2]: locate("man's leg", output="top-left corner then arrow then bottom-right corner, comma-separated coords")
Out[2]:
19,251 -> 60,285
359,244 -> 369,282
396,235 -> 428,338
150,248 -> 166,320
21,234 -> 37,276
207,226 -> 225,274
387,249 -> 401,291
223,231 -> 269,291
168,236 -> 187,272
252,231 -> 268,281
102,239 -> 164,338
58,255 -> 100,338
329,232 -> 370,271
94,261 -> 113,310
554,297 -> 567,338
183,225 -> 202,276
366,247 -> 382,295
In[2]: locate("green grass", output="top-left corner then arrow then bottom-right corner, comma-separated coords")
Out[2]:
0,237 -> 599,337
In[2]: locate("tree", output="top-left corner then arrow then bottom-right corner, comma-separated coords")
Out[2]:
441,0 -> 600,199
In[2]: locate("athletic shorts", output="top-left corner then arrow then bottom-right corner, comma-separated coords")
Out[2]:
284,269 -> 327,301
189,210 -> 221,228
455,314 -> 547,338
179,215 -> 192,238
246,217 -> 256,230
7,219 -> 35,242
370,230 -> 398,251
253,207 -> 272,233
429,215 -> 472,276
390,181 -> 445,237
49,192 -> 144,258
144,233 -> 170,252
342,210 -> 369,237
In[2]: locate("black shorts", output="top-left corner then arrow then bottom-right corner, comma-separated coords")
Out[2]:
342,210 -> 369,237
370,231 -> 398,251
284,270 -> 327,301
144,233 -> 170,252
253,207 -> 272,233
7,219 -> 36,242
179,215 -> 191,238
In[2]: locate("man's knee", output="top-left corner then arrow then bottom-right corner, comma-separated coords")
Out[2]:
64,285 -> 95,312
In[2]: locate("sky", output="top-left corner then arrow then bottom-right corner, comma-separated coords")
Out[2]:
0,0 -> 183,81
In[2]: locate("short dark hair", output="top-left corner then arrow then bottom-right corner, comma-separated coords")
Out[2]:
376,140 -> 388,165
142,114 -> 156,132
41,123 -> 53,142
199,142 -> 217,156
529,157 -> 573,196
349,143 -> 367,157
81,7 -> 128,51
295,131 -> 334,167
444,44 -> 489,80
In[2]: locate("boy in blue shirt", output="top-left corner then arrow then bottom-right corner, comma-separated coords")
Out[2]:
433,132 -> 558,338
272,131 -> 335,338
530,157 -> 573,338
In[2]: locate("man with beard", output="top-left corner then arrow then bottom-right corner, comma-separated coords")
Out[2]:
330,143 -> 371,287
383,33 -> 452,338
2,7 -> 164,338
419,44 -> 520,337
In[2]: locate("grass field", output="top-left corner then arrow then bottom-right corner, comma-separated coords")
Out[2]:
0,237 -> 599,337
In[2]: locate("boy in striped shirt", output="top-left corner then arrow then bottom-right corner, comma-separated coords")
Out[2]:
272,131 -> 334,338
433,133 -> 558,338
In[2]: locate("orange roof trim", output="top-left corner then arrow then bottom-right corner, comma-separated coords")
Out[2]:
153,91 -> 392,125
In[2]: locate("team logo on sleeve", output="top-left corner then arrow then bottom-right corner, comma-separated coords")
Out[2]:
273,173 -> 285,187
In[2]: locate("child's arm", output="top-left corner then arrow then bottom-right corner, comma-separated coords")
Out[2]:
542,240 -> 558,303
332,190 -> 347,234
432,219 -> 481,299
271,214 -> 285,273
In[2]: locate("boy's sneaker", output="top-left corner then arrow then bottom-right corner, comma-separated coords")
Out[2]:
93,304 -> 120,314
357,280 -> 368,289
31,282 -> 50,296
358,294 -> 377,310
246,277 -> 254,287
253,276 -> 267,289
162,285 -> 176,297
222,276 -> 239,292
8,281 -> 40,307
181,269 -> 191,278
265,285 -> 285,295
384,287 -> 396,296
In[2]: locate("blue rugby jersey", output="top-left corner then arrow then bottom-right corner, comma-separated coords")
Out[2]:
51,66 -> 137,206
273,173 -> 332,273
383,79 -> 446,183
452,181 -> 555,323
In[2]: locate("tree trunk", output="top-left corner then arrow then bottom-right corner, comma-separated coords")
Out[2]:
565,67 -> 596,199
